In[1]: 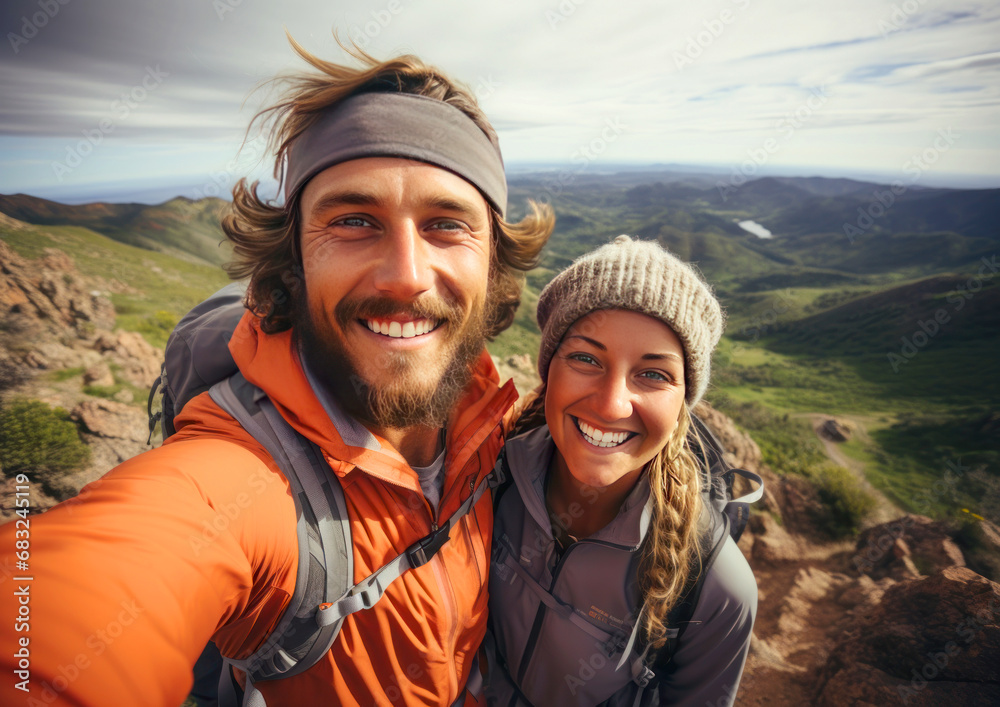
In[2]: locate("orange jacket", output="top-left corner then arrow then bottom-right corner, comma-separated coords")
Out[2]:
0,311 -> 515,706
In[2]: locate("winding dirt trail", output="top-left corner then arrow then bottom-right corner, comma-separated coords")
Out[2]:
798,413 -> 901,526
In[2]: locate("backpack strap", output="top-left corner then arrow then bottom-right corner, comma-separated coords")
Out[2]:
209,373 -> 352,706
209,372 -> 499,706
315,456 -> 496,628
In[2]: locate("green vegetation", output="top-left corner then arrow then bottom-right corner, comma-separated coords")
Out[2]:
0,398 -> 90,484
51,366 -> 85,382
131,310 -> 180,349
0,221 -> 229,348
706,396 -> 877,536
502,177 -> 998,528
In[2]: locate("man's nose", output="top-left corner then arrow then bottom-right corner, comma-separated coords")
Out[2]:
591,374 -> 634,422
372,222 -> 434,298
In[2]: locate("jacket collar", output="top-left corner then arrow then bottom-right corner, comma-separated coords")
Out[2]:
229,311 -> 516,492
504,425 -> 654,549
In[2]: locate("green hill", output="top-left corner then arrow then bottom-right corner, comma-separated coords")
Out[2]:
0,193 -> 231,267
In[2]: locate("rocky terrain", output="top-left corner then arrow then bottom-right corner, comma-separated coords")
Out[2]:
695,402 -> 1000,706
0,236 -> 156,516
2,239 -> 999,705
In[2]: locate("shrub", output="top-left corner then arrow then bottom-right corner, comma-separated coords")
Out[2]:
135,309 -> 178,348
809,462 -> 877,536
0,398 -> 90,482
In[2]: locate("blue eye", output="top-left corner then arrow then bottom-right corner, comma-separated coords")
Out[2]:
567,352 -> 598,366
430,219 -> 465,232
333,216 -> 373,228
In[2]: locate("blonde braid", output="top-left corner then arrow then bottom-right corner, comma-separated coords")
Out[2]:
640,404 -> 705,649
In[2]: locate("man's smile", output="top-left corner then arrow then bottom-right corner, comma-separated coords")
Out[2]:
362,317 -> 441,338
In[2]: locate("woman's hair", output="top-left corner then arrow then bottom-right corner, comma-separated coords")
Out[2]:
223,36 -> 554,337
638,405 -> 704,649
511,387 -> 704,650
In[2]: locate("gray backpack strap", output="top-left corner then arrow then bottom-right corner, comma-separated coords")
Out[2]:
209,372 -> 497,704
209,373 -> 352,706
316,454 -> 495,628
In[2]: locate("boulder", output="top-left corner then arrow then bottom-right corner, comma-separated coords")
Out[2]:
819,418 -> 852,442
854,515 -> 965,579
71,398 -> 148,442
814,567 -> 1000,706
83,361 -> 115,387
94,330 -> 162,388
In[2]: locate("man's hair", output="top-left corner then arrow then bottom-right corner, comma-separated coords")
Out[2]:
223,37 -> 554,338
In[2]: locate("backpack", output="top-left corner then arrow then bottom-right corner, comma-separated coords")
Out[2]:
487,414 -> 763,705
147,283 -> 497,707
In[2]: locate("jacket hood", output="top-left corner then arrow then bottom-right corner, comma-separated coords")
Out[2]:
229,310 -> 515,493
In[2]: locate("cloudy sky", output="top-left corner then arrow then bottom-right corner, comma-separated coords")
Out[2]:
2,0 -> 999,203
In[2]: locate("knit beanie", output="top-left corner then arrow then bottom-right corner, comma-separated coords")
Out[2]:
536,235 -> 725,406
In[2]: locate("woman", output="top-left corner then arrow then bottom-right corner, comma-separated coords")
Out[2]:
485,235 -> 757,706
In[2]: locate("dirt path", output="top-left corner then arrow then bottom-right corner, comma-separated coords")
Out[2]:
798,413 -> 901,526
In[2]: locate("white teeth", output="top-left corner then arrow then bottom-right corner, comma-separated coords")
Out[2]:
365,319 -> 438,339
577,420 -> 630,447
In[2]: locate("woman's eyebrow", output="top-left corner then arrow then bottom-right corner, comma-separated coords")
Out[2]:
642,352 -> 684,362
563,334 -> 606,350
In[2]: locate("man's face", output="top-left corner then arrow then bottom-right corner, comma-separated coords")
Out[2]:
294,157 -> 493,430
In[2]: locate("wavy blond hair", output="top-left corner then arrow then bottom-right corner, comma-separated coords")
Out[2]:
511,390 -> 703,649
638,404 -> 704,649
223,35 -> 554,336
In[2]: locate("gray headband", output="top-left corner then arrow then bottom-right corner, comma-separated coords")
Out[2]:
283,91 -> 507,215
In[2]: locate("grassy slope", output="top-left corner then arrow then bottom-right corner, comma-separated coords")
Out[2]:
1,221 -> 229,347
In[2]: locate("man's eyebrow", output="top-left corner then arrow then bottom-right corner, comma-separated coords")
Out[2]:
425,195 -> 487,220
308,191 -> 386,215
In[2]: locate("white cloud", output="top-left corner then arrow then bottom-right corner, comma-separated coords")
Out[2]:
0,0 -> 997,196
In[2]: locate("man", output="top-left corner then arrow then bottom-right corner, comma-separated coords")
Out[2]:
0,43 -> 553,706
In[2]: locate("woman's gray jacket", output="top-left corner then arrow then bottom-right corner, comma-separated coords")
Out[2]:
484,426 -> 757,707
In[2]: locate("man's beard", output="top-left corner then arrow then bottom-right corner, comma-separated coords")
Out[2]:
294,287 -> 492,430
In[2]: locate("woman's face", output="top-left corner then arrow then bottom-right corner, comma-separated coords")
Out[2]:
545,309 -> 686,491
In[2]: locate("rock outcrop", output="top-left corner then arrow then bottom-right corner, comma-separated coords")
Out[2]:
815,567 -> 1000,706
1,240 -> 163,514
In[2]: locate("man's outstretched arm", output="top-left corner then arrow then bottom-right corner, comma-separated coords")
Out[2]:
0,438 -> 283,706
